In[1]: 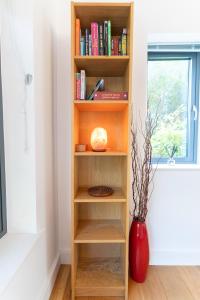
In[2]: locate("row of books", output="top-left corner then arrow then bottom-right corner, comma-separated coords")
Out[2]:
75,19 -> 127,56
76,70 -> 128,100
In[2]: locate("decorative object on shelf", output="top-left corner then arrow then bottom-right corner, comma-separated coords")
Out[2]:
165,144 -> 178,165
75,144 -> 86,152
87,78 -> 104,100
91,127 -> 108,152
129,110 -> 158,283
88,186 -> 113,197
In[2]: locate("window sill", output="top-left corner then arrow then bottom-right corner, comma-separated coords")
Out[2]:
153,164 -> 200,171
0,233 -> 39,295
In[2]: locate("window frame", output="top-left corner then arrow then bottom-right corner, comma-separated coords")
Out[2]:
0,52 -> 7,239
148,51 -> 199,164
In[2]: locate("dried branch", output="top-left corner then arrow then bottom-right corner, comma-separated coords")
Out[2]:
131,109 -> 158,222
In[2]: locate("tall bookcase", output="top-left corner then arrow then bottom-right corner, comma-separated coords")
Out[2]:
71,2 -> 133,300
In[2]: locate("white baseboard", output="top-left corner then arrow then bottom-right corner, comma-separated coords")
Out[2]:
60,247 -> 71,264
150,250 -> 200,265
37,253 -> 60,300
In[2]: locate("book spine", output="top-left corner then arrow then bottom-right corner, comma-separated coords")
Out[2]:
94,92 -> 128,100
85,29 -> 89,55
118,37 -> 122,55
107,20 -> 111,56
104,21 -> 108,55
80,70 -> 86,100
99,24 -> 104,55
122,28 -> 127,56
89,34 -> 92,55
111,38 -> 114,55
91,22 -> 99,55
112,36 -> 119,55
80,36 -> 85,56
75,19 -> 80,55
76,73 -> 81,100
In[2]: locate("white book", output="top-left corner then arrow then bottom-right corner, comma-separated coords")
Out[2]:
80,70 -> 86,100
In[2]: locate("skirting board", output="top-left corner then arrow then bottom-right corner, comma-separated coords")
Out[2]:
37,253 -> 60,300
150,250 -> 200,265
60,247 -> 71,264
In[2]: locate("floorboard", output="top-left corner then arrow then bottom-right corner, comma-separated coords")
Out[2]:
50,265 -> 200,300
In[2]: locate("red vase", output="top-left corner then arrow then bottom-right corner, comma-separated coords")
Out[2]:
129,220 -> 149,283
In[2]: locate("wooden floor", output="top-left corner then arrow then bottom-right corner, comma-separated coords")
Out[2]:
50,265 -> 200,300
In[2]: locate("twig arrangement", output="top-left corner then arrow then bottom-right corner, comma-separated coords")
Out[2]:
131,110 -> 158,222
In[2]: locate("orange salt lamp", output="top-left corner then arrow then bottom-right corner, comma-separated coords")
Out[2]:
91,127 -> 107,152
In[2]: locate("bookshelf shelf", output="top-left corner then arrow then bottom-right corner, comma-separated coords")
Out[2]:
74,187 -> 126,203
74,55 -> 129,60
74,219 -> 125,243
74,100 -> 128,112
75,56 -> 129,76
74,151 -> 127,156
75,257 -> 125,296
71,2 -> 133,299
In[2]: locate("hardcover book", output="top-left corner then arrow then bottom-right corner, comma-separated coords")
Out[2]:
103,21 -> 108,55
94,91 -> 128,100
76,73 -> 81,99
122,28 -> 127,55
89,34 -> 92,55
80,70 -> 86,100
75,19 -> 80,55
80,36 -> 85,56
107,20 -> 111,56
112,36 -> 119,55
85,29 -> 89,55
99,24 -> 104,55
91,22 -> 99,55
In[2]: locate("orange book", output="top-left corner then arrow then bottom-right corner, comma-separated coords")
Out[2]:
75,19 -> 80,55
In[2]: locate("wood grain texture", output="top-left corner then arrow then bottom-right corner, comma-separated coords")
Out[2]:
71,2 -> 133,299
74,187 -> 126,203
74,219 -> 125,243
50,265 -> 71,300
50,265 -> 200,300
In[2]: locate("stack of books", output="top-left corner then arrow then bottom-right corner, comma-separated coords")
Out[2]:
75,19 -> 127,56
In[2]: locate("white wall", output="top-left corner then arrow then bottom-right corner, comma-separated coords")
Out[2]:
0,0 -> 37,233
0,0 -> 59,298
54,0 -> 200,265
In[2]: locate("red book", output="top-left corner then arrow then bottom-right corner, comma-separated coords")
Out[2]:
94,92 -> 128,100
75,19 -> 80,55
112,36 -> 119,55
91,22 -> 99,55
76,73 -> 81,99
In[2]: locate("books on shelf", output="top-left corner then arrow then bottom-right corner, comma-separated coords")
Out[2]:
76,70 -> 86,100
76,18 -> 127,56
75,72 -> 128,101
94,92 -> 128,100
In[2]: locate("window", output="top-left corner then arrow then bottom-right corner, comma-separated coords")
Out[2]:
148,48 -> 199,163
0,53 -> 7,238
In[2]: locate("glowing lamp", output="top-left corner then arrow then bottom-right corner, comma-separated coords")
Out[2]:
91,127 -> 108,152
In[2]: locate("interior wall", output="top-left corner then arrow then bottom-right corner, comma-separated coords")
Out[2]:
0,0 -> 37,233
0,0 -> 59,298
54,0 -> 200,265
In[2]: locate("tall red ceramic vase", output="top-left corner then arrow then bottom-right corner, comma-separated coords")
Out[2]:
129,220 -> 149,283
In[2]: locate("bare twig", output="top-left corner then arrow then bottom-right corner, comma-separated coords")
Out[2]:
131,108 -> 158,222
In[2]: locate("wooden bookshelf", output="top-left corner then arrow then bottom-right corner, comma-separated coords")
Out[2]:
71,2 -> 133,300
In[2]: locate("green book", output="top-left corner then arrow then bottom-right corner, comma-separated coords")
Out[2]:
108,20 -> 111,56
